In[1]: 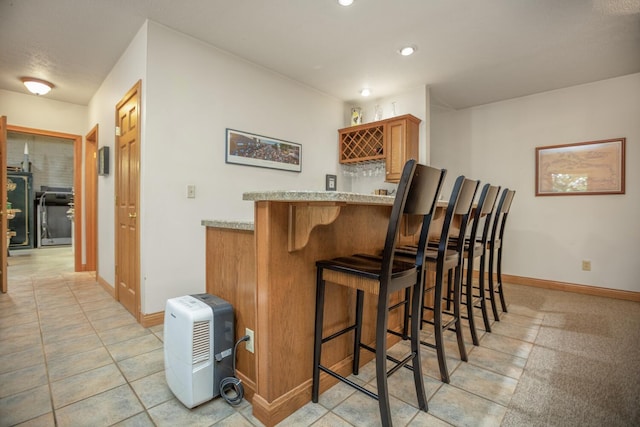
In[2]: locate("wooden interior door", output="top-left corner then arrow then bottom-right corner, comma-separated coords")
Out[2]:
0,116 -> 7,293
115,81 -> 141,319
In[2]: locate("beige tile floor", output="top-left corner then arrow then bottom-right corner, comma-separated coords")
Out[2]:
1,247 -> 538,426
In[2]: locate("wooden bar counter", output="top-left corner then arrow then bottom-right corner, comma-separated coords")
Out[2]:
203,191 -> 408,426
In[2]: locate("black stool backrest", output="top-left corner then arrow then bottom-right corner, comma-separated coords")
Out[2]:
407,164 -> 448,271
469,184 -> 500,249
380,160 -> 446,284
404,164 -> 447,217
491,189 -> 516,244
438,176 -> 480,257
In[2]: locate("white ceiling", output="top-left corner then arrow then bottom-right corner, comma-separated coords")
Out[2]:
1,0 -> 639,109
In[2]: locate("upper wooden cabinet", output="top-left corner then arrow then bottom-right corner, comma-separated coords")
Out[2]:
339,114 -> 420,183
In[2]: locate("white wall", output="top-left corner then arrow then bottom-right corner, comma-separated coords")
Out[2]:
139,22 -> 343,313
0,89 -> 87,134
87,22 -> 148,289
431,73 -> 640,292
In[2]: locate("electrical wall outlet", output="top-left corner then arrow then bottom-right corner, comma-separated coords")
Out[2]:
582,260 -> 591,271
245,328 -> 255,353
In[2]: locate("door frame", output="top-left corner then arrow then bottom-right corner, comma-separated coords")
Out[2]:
5,125 -> 83,272
1,116 -> 7,293
85,125 -> 98,272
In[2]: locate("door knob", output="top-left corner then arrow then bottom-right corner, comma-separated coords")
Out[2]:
128,212 -> 137,218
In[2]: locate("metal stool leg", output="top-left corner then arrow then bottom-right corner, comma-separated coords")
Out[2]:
488,246 -> 500,321
478,252 -> 492,332
465,257 -> 480,346
375,293 -> 392,426
453,264 -> 467,362
497,247 -> 508,313
410,279 -> 428,411
353,290 -> 364,375
433,269 -> 450,383
312,268 -> 326,403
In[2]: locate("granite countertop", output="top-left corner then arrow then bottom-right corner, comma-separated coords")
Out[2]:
242,190 -> 395,205
201,220 -> 254,230
203,191 -> 395,230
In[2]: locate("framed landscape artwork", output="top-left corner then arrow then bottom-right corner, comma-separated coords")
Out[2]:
225,129 -> 302,172
535,138 -> 625,196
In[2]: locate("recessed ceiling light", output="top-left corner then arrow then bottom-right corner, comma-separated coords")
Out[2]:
21,77 -> 54,95
360,88 -> 371,97
399,46 -> 417,56
338,0 -> 354,6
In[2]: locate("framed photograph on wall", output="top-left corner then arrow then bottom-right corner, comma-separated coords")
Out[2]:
535,138 -> 625,196
225,129 -> 302,172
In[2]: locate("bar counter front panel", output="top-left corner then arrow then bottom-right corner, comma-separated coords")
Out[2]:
204,192 -> 407,426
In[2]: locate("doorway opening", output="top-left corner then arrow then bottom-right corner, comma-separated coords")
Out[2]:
5,125 -> 83,274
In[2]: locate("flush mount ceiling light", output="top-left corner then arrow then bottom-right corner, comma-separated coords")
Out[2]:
399,45 -> 417,56
360,88 -> 371,97
21,77 -> 54,95
338,0 -> 354,6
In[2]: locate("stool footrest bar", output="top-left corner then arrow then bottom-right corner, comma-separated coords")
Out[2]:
318,365 -> 379,401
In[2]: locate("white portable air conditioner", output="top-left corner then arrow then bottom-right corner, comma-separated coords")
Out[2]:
164,293 -> 234,408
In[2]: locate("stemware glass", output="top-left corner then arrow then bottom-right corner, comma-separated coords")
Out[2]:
374,104 -> 383,121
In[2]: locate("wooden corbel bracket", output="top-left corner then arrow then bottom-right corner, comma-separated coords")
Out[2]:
288,203 -> 343,252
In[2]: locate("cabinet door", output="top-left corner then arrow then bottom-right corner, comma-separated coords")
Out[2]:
384,118 -> 419,183
384,119 -> 407,182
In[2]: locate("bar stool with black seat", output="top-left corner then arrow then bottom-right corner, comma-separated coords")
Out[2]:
486,188 -> 516,321
398,175 -> 479,383
456,184 -> 500,345
425,176 -> 478,382
312,160 -> 446,426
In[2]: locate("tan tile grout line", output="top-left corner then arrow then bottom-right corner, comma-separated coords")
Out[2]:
31,274 -> 58,426
6,273 -> 545,427
418,304 -> 540,425
22,274 -> 144,425
26,274 -> 258,427
306,305 -> 531,427
65,276 -> 155,426
32,276 -> 72,418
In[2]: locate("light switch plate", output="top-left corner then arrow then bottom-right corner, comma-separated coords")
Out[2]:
187,184 -> 196,198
